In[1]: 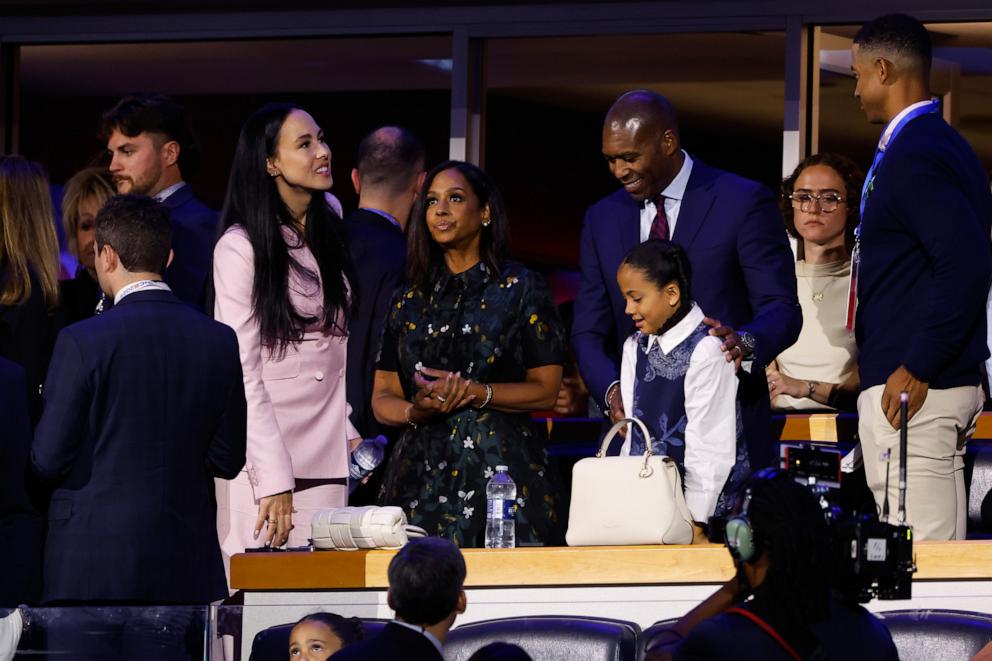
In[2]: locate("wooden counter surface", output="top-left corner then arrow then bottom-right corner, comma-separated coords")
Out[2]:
231,540 -> 992,591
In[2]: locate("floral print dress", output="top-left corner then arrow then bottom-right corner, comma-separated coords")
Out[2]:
376,260 -> 565,547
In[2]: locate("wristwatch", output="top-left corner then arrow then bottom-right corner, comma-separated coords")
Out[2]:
737,330 -> 757,358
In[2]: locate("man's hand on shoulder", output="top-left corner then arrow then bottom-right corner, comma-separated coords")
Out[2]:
703,317 -> 743,370
881,365 -> 929,430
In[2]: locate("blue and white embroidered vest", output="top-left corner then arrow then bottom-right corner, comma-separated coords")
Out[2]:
630,321 -> 750,518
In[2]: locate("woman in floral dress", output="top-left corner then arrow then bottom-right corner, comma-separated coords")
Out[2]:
372,160 -> 565,547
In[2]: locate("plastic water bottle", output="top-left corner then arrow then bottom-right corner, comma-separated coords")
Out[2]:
485,465 -> 516,548
348,436 -> 388,494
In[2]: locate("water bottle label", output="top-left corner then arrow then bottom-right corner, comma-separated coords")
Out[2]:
487,499 -> 515,520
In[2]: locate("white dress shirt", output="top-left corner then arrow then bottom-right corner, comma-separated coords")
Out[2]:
878,99 -> 935,151
638,151 -> 694,242
153,181 -> 186,203
603,151 -> 696,407
619,303 -> 739,522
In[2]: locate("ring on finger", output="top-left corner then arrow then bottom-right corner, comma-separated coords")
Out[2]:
436,394 -> 447,403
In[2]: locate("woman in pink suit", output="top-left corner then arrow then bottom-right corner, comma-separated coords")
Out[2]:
212,103 -> 357,560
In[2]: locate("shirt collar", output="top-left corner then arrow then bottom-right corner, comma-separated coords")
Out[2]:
879,100 -> 933,151
646,150 -> 693,207
361,207 -> 401,230
391,620 -> 444,655
640,303 -> 703,354
153,181 -> 186,203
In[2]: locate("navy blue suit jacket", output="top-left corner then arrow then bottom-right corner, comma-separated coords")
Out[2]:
573,159 -> 801,467
163,184 -> 220,310
330,622 -> 443,661
343,209 -> 407,438
0,357 -> 43,605
857,113 -> 992,390
31,289 -> 247,603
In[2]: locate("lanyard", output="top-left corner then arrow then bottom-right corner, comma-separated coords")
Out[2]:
114,279 -> 171,305
846,99 -> 940,332
858,99 -> 940,224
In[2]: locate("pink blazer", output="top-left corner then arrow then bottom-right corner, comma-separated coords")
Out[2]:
213,225 -> 357,499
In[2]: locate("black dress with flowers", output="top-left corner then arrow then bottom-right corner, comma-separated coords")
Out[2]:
376,260 -> 565,547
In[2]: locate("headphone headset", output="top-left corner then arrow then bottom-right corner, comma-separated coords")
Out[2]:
724,467 -> 787,563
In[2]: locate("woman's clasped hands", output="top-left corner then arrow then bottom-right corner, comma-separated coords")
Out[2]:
411,366 -> 478,418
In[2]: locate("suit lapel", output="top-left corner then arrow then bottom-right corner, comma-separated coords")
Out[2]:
616,195 -> 640,260
672,160 -> 717,250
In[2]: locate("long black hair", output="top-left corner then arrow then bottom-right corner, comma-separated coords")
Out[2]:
406,160 -> 508,293
620,239 -> 693,334
218,103 -> 350,355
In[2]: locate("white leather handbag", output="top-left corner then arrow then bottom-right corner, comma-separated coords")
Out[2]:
311,506 -> 427,550
566,417 -> 694,546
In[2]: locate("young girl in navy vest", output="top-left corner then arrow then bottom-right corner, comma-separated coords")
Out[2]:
617,239 -> 750,540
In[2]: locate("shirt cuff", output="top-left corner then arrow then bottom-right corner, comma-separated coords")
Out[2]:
604,380 -> 620,410
685,488 -> 719,525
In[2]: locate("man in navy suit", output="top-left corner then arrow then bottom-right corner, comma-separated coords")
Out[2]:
32,194 -> 246,606
851,15 -> 992,540
573,90 -> 801,471
344,126 -> 424,441
332,537 -> 466,661
102,93 -> 219,309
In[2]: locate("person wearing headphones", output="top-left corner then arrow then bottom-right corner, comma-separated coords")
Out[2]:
646,469 -> 897,660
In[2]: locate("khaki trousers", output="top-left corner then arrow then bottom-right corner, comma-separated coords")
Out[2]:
857,384 -> 982,540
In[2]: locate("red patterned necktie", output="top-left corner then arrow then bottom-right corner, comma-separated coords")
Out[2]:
649,194 -> 670,240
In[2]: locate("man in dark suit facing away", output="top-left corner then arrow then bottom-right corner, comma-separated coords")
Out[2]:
32,195 -> 246,609
573,90 -> 801,471
332,537 -> 466,661
101,93 -> 219,309
343,126 -> 425,441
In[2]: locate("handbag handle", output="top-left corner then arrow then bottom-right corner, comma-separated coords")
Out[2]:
596,417 -> 655,478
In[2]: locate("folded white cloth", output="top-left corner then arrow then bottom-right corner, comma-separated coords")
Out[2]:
311,506 -> 427,550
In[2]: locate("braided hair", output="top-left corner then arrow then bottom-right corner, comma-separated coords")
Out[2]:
620,239 -> 693,333
743,470 -> 832,656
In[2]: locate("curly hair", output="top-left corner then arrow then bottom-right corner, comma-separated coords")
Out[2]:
779,153 -> 864,259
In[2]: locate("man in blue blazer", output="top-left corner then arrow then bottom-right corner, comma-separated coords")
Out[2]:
573,90 -> 801,470
851,15 -> 992,540
102,93 -> 219,309
32,195 -> 246,605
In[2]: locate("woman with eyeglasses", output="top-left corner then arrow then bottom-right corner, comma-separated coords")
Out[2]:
765,153 -> 864,411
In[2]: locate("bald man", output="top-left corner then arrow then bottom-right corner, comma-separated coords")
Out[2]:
850,15 -> 991,540
573,90 -> 801,477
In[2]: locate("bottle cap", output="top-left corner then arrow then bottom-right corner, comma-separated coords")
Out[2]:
496,465 -> 508,471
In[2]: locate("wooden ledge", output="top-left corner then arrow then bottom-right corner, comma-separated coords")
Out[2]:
231,540 -> 992,591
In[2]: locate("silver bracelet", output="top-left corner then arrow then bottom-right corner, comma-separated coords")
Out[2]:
405,404 -> 418,429
479,383 -> 494,409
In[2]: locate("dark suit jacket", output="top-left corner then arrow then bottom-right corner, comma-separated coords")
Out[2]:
330,622 -> 443,661
58,269 -> 102,326
857,113 -> 992,390
573,159 -> 801,467
0,270 -> 59,425
0,358 -> 43,606
162,184 -> 220,310
31,288 -> 247,603
343,208 -> 407,438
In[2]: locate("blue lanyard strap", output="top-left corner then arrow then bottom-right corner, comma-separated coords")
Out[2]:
858,99 -> 940,222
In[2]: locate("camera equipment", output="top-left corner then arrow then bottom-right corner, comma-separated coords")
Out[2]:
783,394 -> 915,602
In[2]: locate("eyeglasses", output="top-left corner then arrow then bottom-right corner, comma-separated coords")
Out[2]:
788,192 -> 846,213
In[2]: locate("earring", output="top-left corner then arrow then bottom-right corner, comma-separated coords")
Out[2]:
483,220 -> 490,227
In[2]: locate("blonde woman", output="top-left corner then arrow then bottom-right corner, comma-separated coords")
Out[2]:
60,167 -> 115,323
0,155 -> 61,422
